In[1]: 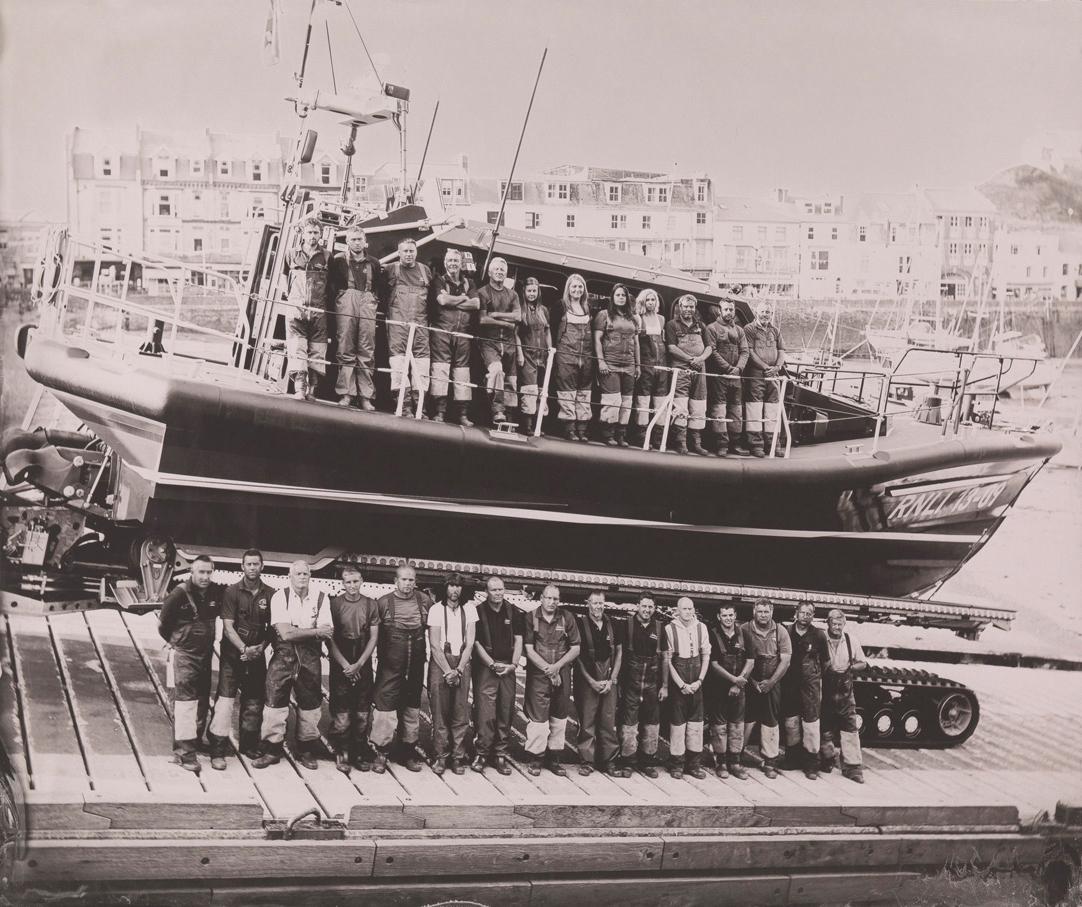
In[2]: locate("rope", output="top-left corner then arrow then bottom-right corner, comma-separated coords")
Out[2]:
341,0 -> 383,86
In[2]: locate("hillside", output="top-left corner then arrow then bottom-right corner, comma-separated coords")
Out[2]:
979,164 -> 1082,223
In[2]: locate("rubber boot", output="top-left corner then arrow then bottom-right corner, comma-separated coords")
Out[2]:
433,396 -> 448,423
669,755 -> 684,780
671,427 -> 689,454
491,397 -> 507,424
687,430 -> 710,456
251,741 -> 284,770
557,419 -> 575,440
727,757 -> 749,780
291,372 -> 308,400
615,425 -> 630,448
454,402 -> 473,427
842,763 -> 865,784
750,433 -> 767,458
574,421 -> 589,442
711,432 -> 730,457
686,751 -> 707,780
397,389 -> 414,418
601,423 -> 617,446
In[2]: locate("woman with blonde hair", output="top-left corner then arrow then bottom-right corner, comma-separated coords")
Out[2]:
632,288 -> 668,448
552,273 -> 594,440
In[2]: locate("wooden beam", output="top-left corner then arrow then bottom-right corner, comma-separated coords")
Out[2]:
212,880 -> 531,907
529,874 -> 790,907
661,833 -> 902,871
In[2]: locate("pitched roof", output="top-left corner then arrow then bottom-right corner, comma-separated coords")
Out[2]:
922,186 -> 997,214
714,196 -> 801,223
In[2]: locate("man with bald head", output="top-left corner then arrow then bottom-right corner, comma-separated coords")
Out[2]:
743,300 -> 786,457
665,596 -> 711,779
476,257 -> 522,425
253,561 -> 332,769
821,610 -> 867,783
472,575 -> 525,774
430,248 -> 479,425
370,564 -> 433,773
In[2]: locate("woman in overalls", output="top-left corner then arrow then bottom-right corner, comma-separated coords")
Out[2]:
593,283 -> 641,447
516,277 -> 551,434
552,273 -> 594,441
633,288 -> 669,448
664,597 -> 710,780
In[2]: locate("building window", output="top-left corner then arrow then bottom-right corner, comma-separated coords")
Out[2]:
439,178 -> 464,202
1010,245 -> 1019,255
949,215 -> 959,228
500,181 -> 523,201
859,226 -> 866,242
978,242 -> 988,256
610,214 -> 627,230
963,242 -> 973,256
218,160 -> 232,177
251,197 -> 265,218
811,250 -> 829,270
155,156 -> 172,179
1064,263 -> 1070,276
353,175 -> 368,195
807,226 -> 815,240
645,185 -> 669,204
1025,266 -> 1032,278
608,184 -> 621,203
890,226 -> 898,243
898,256 -> 911,274
193,238 -> 203,252
526,211 -> 541,230
320,164 -> 333,185
219,194 -> 229,218
949,242 -> 959,256
100,157 -> 114,178
831,227 -> 838,241
251,161 -> 263,182
617,241 -> 627,251
979,216 -> 988,230
566,214 -> 575,229
964,216 -> 973,228
221,236 -> 231,253
642,215 -> 651,231
823,201 -> 833,214
697,212 -> 707,225
775,226 -> 786,241
804,202 -> 814,214
1036,245 -> 1042,256
191,159 -> 204,177
696,183 -> 706,203
486,211 -> 505,226
546,182 -> 569,201
157,194 -> 173,217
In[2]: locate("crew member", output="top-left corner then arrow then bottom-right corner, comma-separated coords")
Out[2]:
158,554 -> 222,774
427,572 -> 478,776
327,565 -> 379,774
429,249 -> 478,425
741,598 -> 792,779
704,299 -> 749,456
370,564 -> 432,773
472,576 -> 524,775
594,284 -> 641,447
477,257 -> 522,425
330,225 -> 382,410
781,602 -> 830,780
822,609 -> 867,784
517,277 -> 551,434
665,596 -> 710,779
575,591 -> 625,776
386,238 -> 433,418
253,561 -> 332,770
552,273 -> 594,441
617,593 -> 667,778
743,301 -> 786,457
207,550 -> 274,768
665,295 -> 714,456
284,217 -> 331,400
523,584 -> 580,776
705,605 -> 751,780
632,289 -> 669,449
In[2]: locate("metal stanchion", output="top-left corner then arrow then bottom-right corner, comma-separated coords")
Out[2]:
534,347 -> 556,438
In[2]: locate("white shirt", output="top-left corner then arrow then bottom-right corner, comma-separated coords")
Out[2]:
427,601 -> 479,657
666,620 -> 711,659
827,630 -> 866,673
270,586 -> 332,630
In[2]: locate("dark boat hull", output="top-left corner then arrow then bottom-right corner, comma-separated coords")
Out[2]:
22,336 -> 1059,598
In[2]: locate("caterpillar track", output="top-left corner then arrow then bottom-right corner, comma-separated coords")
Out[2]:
854,665 -> 980,748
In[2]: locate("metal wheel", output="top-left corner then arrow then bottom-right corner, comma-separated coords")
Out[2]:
898,709 -> 922,740
872,707 -> 894,739
936,692 -> 977,741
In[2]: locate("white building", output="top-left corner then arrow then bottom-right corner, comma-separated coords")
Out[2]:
992,225 -> 1077,303
0,220 -> 50,287
921,187 -> 997,299
712,195 -> 801,298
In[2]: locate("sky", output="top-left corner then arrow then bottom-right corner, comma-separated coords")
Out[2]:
1,0 -> 1081,221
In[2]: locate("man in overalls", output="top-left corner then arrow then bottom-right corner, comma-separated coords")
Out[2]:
705,605 -> 751,780
426,572 -> 478,776
327,565 -> 380,774
370,563 -> 432,773
822,609 -> 867,784
704,299 -> 749,456
253,561 -> 332,770
430,249 -> 479,425
665,597 -> 710,779
741,598 -> 792,779
523,584 -> 580,777
330,225 -> 383,410
386,238 -> 433,418
477,257 -> 522,425
664,295 -> 714,456
472,575 -> 524,775
743,301 -> 787,457
157,554 -> 221,774
617,593 -> 668,778
574,591 -> 624,776
207,549 -> 273,768
284,217 -> 331,400
781,602 -> 831,780
517,277 -> 551,434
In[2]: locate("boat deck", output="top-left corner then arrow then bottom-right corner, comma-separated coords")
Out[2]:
4,609 -> 1079,902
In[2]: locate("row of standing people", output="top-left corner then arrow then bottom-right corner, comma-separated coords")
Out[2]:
284,218 -> 787,458
158,554 -> 865,782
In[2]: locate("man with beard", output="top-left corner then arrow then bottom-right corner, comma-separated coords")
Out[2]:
742,301 -> 787,457
477,257 -> 522,425
822,610 -> 867,784
704,299 -> 749,456
426,572 -> 478,775
665,295 -> 714,456
472,576 -> 524,775
705,605 -> 751,780
780,602 -> 830,780
429,249 -> 479,425
740,598 -> 791,779
616,593 -> 667,778
386,238 -> 433,418
329,225 -> 383,410
575,591 -> 624,776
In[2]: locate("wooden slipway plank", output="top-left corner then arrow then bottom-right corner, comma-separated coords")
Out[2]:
787,870 -> 920,905
48,612 -> 144,790
6,614 -> 88,796
0,616 -> 29,780
529,874 -> 789,907
371,834 -> 663,878
661,833 -> 902,872
17,838 -> 377,884
213,880 -> 531,907
898,832 -> 1049,870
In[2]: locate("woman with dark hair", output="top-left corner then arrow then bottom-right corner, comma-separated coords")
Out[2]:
593,284 -> 641,446
516,277 -> 551,435
552,273 -> 594,440
632,288 -> 668,448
